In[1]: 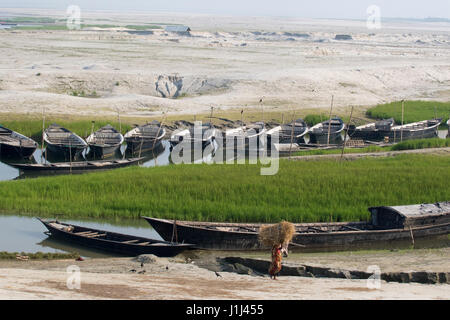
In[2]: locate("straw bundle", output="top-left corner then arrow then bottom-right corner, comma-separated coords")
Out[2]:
258,221 -> 295,247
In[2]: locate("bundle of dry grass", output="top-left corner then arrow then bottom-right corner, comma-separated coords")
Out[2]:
258,221 -> 295,247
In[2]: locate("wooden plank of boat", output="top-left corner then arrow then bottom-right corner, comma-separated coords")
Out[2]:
38,218 -> 195,257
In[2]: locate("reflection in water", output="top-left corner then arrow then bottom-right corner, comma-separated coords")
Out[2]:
0,130 -> 448,182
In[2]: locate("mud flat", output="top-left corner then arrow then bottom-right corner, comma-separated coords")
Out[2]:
0,248 -> 449,299
0,9 -> 449,118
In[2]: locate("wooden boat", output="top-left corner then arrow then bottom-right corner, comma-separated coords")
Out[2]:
308,117 -> 345,145
347,118 -> 395,141
218,122 -> 266,150
38,218 -> 194,257
383,118 -> 442,142
12,157 -> 144,174
124,121 -> 166,155
0,125 -> 38,158
44,124 -> 87,158
86,125 -> 124,158
266,119 -> 308,144
143,202 -> 450,250
170,122 -> 217,148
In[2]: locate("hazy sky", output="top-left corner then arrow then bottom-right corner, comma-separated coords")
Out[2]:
1,0 -> 449,19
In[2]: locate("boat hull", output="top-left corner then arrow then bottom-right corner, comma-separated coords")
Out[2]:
46,143 -> 86,159
0,142 -> 36,158
88,144 -> 121,159
380,127 -> 439,142
125,138 -> 163,154
143,217 -> 450,250
308,132 -> 343,145
39,219 -> 193,257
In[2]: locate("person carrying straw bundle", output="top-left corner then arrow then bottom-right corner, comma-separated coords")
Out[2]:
258,221 -> 295,280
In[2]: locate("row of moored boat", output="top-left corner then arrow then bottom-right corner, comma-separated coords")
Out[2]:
0,117 -> 447,159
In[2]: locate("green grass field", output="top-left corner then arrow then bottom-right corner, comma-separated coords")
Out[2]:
0,155 -> 448,223
366,100 -> 450,127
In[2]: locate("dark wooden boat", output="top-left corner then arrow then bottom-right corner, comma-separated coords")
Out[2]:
308,117 -> 345,145
381,118 -> 442,142
38,218 -> 194,257
170,122 -> 217,148
124,121 -> 166,155
218,122 -> 266,150
266,119 -> 308,144
12,157 -> 144,174
143,202 -> 450,250
44,124 -> 87,158
0,125 -> 38,158
86,125 -> 124,158
347,118 -> 395,141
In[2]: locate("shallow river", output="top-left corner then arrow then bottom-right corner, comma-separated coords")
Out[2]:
0,215 -> 162,257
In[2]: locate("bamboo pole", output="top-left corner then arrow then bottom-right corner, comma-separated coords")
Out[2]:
327,95 -> 334,145
288,111 -> 296,160
400,100 -> 404,142
340,106 -> 354,161
41,108 -> 45,164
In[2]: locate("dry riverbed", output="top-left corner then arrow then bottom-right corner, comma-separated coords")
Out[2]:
0,248 -> 448,300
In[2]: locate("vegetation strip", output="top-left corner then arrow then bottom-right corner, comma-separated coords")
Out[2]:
0,251 -> 79,260
0,155 -> 448,223
366,100 -> 450,127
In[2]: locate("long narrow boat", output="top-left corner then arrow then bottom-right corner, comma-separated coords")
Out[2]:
384,118 -> 442,142
0,125 -> 38,158
347,118 -> 395,141
308,117 -> 345,145
266,119 -> 308,144
38,218 -> 194,257
12,157 -> 144,175
44,124 -> 87,158
143,202 -> 450,250
170,122 -> 217,149
124,121 -> 166,155
86,125 -> 124,158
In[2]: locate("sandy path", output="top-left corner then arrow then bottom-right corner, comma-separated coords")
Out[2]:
1,248 -> 449,300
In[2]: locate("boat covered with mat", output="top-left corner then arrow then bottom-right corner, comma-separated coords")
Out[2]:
308,117 -> 345,145
86,124 -> 124,158
143,202 -> 450,250
44,124 -> 87,158
38,218 -> 194,257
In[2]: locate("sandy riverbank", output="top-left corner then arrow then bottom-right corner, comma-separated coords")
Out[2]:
0,248 -> 448,299
0,9 -> 449,118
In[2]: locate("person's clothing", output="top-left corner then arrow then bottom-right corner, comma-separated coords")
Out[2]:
269,245 -> 282,277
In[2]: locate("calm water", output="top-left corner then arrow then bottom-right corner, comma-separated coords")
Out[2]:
0,215 -> 162,257
0,139 -> 219,181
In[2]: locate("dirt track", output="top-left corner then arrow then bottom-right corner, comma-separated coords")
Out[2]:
0,248 -> 449,300
289,147 -> 450,161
